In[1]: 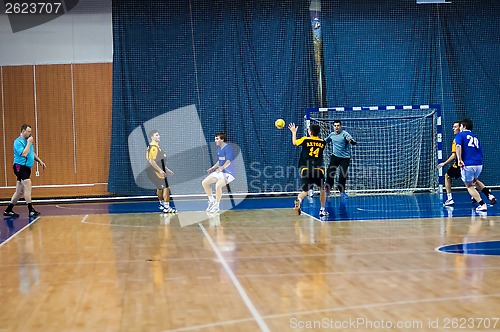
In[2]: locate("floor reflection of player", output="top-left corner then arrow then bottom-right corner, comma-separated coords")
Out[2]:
456,219 -> 489,299
17,228 -> 40,293
203,213 -> 238,274
290,222 -> 329,310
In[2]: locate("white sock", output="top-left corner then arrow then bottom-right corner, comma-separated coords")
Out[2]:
164,202 -> 170,207
209,196 -> 216,203
447,193 -> 452,200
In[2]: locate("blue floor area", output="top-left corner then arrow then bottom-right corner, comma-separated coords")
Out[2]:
300,191 -> 499,222
437,241 -> 500,256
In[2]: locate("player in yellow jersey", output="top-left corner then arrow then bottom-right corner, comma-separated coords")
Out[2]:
289,123 -> 328,216
146,130 -> 177,213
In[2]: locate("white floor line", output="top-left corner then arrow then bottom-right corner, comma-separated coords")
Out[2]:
0,216 -> 40,248
199,222 -> 270,332
264,292 -> 500,320
164,292 -> 500,331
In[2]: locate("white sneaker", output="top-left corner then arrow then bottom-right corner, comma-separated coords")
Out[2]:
489,195 -> 497,205
208,204 -> 220,213
476,204 -> 487,212
206,200 -> 216,212
163,206 -> 177,213
319,209 -> 329,217
443,199 -> 454,206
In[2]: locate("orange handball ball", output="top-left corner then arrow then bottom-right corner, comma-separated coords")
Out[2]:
275,118 -> 285,129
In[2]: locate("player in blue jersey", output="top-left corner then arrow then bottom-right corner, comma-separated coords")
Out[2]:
455,119 -> 488,212
202,133 -> 236,213
324,120 -> 356,199
4,124 -> 46,218
438,120 -> 496,207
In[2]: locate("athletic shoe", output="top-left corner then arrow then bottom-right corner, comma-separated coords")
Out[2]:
294,199 -> 301,215
208,205 -> 220,213
489,195 -> 497,205
29,210 -> 41,217
163,207 -> 177,213
475,204 -> 487,212
159,204 -> 166,212
3,210 -> 19,217
206,200 -> 216,212
443,199 -> 454,206
319,209 -> 329,217
341,192 -> 349,199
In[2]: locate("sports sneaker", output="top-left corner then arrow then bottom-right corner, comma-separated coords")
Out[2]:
294,199 -> 301,215
319,209 -> 329,217
489,195 -> 497,205
475,204 -> 487,212
208,204 -> 220,213
163,207 -> 177,213
29,210 -> 41,217
341,192 -> 349,199
206,200 -> 216,212
3,210 -> 19,217
443,199 -> 454,206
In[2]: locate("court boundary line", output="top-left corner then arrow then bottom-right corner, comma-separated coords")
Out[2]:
0,216 -> 40,248
199,222 -> 270,332
163,292 -> 500,331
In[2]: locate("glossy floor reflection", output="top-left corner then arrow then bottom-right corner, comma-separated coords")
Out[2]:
1,192 -> 500,331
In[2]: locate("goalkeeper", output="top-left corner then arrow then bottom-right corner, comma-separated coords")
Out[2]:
325,120 -> 357,199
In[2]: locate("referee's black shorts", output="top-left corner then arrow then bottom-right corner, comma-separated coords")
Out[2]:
13,164 -> 31,181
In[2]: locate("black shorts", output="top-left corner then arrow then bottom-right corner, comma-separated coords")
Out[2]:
13,164 -> 31,181
446,166 -> 461,179
146,167 -> 169,190
300,167 -> 325,192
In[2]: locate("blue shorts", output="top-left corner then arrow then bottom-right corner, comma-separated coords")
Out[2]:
461,165 -> 483,184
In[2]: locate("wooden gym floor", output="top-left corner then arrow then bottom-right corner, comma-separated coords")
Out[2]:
1,193 -> 500,331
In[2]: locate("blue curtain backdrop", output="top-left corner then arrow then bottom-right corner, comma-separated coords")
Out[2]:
110,0 -> 317,195
321,0 -> 500,185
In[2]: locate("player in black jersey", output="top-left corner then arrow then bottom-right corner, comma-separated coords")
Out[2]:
289,123 -> 328,216
146,130 -> 176,213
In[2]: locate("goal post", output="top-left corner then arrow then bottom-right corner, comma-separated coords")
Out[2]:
305,105 -> 442,194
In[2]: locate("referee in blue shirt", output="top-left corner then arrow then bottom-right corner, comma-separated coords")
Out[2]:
4,124 -> 46,218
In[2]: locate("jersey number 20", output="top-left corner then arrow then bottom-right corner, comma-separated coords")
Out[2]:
466,135 -> 479,149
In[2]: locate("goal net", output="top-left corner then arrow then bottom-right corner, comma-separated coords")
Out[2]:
305,105 -> 440,194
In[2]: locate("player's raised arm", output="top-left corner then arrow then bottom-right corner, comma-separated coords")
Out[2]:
288,123 -> 298,145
